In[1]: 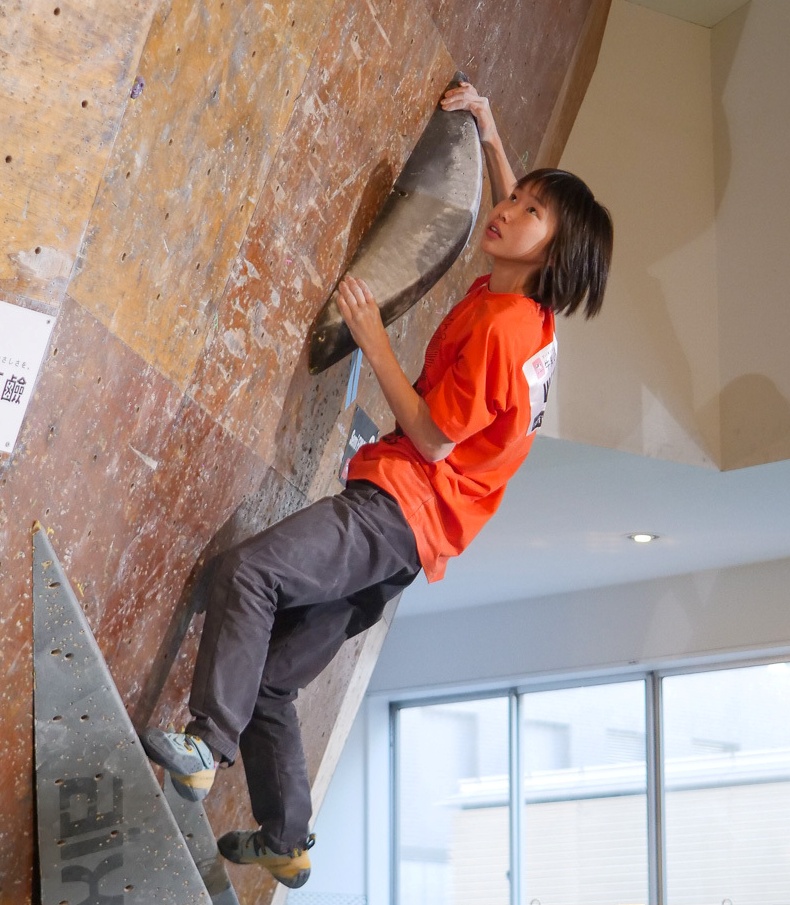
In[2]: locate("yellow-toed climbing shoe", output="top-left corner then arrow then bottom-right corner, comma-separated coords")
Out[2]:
217,830 -> 316,889
140,728 -> 217,802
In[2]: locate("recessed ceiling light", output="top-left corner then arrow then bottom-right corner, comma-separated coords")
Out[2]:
629,533 -> 659,543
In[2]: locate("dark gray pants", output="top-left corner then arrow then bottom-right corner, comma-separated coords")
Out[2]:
187,481 -> 421,852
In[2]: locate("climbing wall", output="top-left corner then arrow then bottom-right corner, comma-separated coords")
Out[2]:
0,0 -> 610,901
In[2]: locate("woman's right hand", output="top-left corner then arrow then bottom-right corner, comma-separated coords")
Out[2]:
440,81 -> 498,144
440,80 -> 515,206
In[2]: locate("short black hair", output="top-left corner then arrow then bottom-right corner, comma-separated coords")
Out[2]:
518,168 -> 613,319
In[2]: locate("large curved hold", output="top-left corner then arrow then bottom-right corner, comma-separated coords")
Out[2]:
308,74 -> 483,374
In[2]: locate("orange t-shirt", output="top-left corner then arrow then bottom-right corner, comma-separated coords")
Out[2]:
347,275 -> 557,582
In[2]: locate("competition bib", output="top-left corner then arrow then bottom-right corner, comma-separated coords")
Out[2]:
522,337 -> 558,434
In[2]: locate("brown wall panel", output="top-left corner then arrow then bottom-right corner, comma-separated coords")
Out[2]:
189,0 -> 455,462
0,298 -> 264,893
69,0 -> 336,389
0,0 -> 157,307
424,0 -> 602,172
535,0 -> 612,168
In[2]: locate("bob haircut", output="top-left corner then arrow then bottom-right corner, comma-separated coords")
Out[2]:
517,168 -> 613,319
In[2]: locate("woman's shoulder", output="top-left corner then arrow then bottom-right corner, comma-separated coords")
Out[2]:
449,276 -> 552,344
466,273 -> 491,295
474,285 -> 548,328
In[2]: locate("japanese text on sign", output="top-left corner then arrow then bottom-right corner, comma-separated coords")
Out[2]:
0,300 -> 54,453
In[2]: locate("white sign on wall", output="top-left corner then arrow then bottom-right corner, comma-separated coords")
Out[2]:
0,300 -> 55,454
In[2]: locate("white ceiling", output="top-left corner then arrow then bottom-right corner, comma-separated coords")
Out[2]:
626,0 -> 750,27
398,437 -> 790,617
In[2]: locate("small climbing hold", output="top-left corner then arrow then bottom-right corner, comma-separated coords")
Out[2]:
130,76 -> 145,99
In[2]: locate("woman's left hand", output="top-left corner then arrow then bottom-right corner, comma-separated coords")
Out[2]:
336,276 -> 390,360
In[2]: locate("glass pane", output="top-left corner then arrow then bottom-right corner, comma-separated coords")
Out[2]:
396,697 -> 511,905
521,681 -> 648,905
663,662 -> 790,904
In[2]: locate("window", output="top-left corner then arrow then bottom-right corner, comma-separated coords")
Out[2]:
521,682 -> 648,905
663,664 -> 790,904
395,697 -> 510,905
393,659 -> 790,905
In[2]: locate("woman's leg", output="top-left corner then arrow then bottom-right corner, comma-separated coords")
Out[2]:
186,482 -> 420,764
239,558 -> 419,851
238,601 -> 353,851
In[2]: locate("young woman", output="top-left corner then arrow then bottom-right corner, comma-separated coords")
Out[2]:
141,82 -> 613,890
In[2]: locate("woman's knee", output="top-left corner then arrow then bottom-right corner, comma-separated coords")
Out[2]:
207,542 -> 278,617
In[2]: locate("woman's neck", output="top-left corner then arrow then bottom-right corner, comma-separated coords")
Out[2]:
488,260 -> 540,296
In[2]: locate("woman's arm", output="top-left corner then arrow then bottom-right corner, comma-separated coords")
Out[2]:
336,276 -> 455,463
440,81 -> 516,206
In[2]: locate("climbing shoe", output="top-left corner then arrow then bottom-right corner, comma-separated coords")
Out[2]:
217,830 -> 316,889
140,728 -> 217,802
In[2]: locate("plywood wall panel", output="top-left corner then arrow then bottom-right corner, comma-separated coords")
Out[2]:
424,0 -> 603,172
0,0 -> 157,307
68,0 -> 335,389
535,0 -> 613,169
189,0 -> 455,463
0,298 -> 265,892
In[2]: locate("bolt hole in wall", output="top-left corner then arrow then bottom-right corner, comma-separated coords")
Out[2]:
393,659 -> 790,905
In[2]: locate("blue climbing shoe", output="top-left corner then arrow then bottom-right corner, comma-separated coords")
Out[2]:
140,728 -> 217,802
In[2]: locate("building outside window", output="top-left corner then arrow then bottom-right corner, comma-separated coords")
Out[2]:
663,664 -> 790,903
396,696 -> 510,905
393,660 -> 790,905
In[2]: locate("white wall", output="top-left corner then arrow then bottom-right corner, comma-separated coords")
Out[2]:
547,0 -> 721,468
712,2 -> 790,468
548,0 -> 790,472
371,556 -> 790,695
